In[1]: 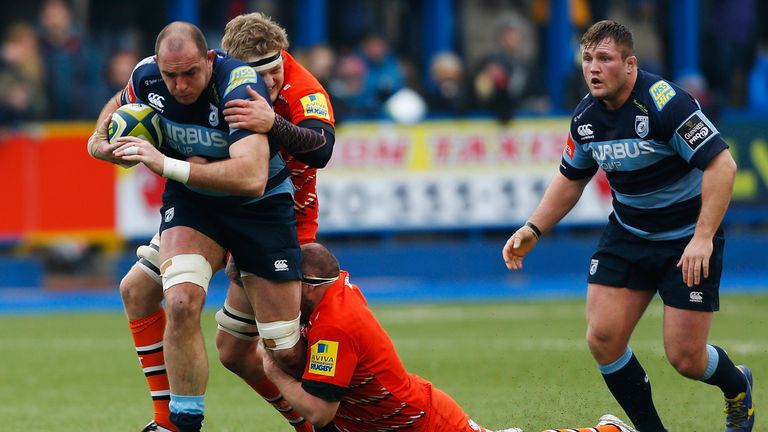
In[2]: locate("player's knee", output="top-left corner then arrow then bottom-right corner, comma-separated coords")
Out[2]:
667,348 -> 704,378
269,342 -> 306,377
119,267 -> 162,314
215,304 -> 260,373
586,326 -> 624,362
215,331 -> 247,374
161,254 -> 212,293
256,315 -> 301,351
586,324 -> 615,349
215,304 -> 259,341
135,233 -> 162,284
164,284 -> 206,324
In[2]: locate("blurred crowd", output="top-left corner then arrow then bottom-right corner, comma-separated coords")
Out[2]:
2,0 -> 768,131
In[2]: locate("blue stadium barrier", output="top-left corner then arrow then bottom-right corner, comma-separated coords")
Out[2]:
1,232 -> 765,314
0,257 -> 44,288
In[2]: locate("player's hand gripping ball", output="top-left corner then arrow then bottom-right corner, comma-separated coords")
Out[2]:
108,103 -> 163,147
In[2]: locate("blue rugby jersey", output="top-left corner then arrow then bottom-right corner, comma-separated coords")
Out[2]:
120,51 -> 291,203
561,70 -> 728,240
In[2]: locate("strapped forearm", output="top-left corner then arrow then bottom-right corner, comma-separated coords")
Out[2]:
269,115 -> 335,168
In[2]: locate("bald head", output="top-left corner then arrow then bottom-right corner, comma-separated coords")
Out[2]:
155,21 -> 208,59
301,243 -> 340,279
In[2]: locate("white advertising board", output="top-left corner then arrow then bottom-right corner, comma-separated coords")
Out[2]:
117,118 -> 613,238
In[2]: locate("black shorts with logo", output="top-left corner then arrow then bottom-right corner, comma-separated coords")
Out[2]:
159,181 -> 301,281
587,214 -> 724,311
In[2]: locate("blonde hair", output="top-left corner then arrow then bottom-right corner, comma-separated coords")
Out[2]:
221,12 -> 289,60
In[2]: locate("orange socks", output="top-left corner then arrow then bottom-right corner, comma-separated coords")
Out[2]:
544,427 -> 621,432
129,309 -> 177,432
250,377 -> 314,432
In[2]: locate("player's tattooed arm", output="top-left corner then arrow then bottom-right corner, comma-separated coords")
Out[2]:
269,117 -> 335,168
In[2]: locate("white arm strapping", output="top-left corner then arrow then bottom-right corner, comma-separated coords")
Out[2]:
162,157 -> 191,184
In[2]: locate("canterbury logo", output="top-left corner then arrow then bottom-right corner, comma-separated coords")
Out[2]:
274,259 -> 289,271
148,93 -> 165,110
577,124 -> 594,137
689,291 -> 703,303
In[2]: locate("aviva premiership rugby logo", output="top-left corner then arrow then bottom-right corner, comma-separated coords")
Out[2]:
309,340 -> 339,377
635,115 -> 649,138
300,93 -> 331,120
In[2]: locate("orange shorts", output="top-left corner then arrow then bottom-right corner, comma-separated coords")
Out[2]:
425,386 -> 493,432
296,217 -> 318,245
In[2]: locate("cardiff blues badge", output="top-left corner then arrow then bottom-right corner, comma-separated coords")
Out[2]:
635,115 -> 649,138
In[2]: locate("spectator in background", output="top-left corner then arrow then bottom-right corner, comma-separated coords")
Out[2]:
104,49 -> 140,94
328,53 -> 375,121
614,0 -> 664,76
37,0 -> 103,119
747,40 -> 768,111
678,74 -> 722,122
1,21 -> 47,120
300,44 -> 336,90
358,33 -> 405,114
0,73 -> 35,134
701,0 -> 757,106
474,16 -> 543,123
426,51 -> 470,117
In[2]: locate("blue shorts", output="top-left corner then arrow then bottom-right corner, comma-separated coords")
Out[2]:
587,214 -> 723,311
159,181 -> 301,281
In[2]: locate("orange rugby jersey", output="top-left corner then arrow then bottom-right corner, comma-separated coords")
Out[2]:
275,51 -> 335,244
302,271 -> 432,431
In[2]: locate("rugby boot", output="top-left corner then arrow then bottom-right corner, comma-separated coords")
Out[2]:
141,420 -> 174,432
596,414 -> 637,432
496,428 -> 523,432
724,365 -> 754,431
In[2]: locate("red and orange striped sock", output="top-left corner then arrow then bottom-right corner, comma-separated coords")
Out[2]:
544,426 -> 621,432
129,309 -> 177,432
250,377 -> 314,432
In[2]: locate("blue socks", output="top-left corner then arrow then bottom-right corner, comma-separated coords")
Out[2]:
600,347 -> 666,432
169,394 -> 205,432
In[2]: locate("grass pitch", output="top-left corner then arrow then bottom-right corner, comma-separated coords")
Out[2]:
0,294 -> 765,431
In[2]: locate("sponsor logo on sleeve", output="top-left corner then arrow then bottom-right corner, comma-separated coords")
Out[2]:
649,80 -> 676,111
635,115 -> 649,138
126,82 -> 137,103
309,340 -> 339,377
300,93 -> 331,120
565,135 -> 576,159
224,66 -> 258,97
676,114 -> 710,150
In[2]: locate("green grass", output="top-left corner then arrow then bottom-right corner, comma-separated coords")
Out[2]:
1,294 -> 766,431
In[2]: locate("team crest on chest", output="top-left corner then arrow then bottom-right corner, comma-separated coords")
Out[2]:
635,115 -> 649,138
208,103 -> 219,126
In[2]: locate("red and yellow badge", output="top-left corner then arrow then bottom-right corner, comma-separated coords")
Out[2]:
300,93 -> 331,120
308,340 -> 339,377
565,134 -> 576,159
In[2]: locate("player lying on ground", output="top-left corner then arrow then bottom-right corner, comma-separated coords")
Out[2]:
259,243 -> 638,432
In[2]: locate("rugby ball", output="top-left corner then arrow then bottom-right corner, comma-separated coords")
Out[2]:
108,103 -> 163,147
